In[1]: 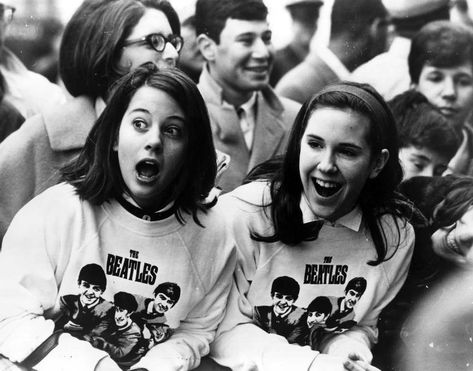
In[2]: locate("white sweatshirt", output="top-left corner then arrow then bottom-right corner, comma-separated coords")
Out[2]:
0,183 -> 236,371
211,181 -> 414,370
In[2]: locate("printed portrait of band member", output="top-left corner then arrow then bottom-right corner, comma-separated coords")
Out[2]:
132,282 -> 181,347
56,264 -> 114,336
84,291 -> 144,369
325,277 -> 367,332
253,276 -> 307,345
306,296 -> 332,349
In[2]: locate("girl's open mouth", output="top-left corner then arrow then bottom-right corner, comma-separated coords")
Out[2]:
313,178 -> 342,198
136,159 -> 160,182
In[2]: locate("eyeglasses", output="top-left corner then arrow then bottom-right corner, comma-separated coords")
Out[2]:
0,4 -> 15,24
123,33 -> 183,53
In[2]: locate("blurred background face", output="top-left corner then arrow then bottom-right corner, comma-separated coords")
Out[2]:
399,145 -> 450,180
0,2 -> 15,48
415,62 -> 473,130
118,8 -> 179,71
178,21 -> 204,81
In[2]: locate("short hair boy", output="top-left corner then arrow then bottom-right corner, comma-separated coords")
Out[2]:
389,90 -> 460,179
409,20 -> 473,175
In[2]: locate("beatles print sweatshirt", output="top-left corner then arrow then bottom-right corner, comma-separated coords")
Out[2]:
0,183 -> 236,371
211,181 -> 414,371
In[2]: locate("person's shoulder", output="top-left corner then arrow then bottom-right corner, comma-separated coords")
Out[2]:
278,95 -> 302,115
220,181 -> 272,207
22,183 -> 87,219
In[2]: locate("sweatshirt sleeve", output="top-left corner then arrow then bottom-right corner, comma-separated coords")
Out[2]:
320,216 -> 415,362
0,192 -> 109,370
131,227 -> 237,371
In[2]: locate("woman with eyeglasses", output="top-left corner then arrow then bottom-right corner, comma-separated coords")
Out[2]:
0,0 -> 184,245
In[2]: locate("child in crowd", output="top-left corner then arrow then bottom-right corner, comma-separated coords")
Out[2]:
373,174 -> 473,370
210,81 -> 416,371
408,20 -> 473,176
388,90 -> 460,180
0,65 -> 235,371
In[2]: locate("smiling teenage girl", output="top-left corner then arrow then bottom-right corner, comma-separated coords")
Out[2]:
0,65 -> 235,371
211,82 -> 415,371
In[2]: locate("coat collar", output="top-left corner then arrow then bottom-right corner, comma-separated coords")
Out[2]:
43,95 -> 97,151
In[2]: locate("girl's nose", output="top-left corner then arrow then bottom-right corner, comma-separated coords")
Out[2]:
145,126 -> 162,151
318,150 -> 337,173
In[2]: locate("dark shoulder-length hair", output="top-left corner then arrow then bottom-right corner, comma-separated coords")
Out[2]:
253,81 -> 416,265
60,0 -> 180,99
62,64 -> 217,225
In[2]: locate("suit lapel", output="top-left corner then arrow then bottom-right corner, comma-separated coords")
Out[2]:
249,98 -> 285,171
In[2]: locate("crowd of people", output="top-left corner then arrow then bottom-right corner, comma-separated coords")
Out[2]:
0,0 -> 472,370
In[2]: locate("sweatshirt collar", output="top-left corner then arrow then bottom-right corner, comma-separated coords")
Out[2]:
299,193 -> 362,232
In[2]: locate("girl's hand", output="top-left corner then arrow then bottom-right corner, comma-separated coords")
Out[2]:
343,353 -> 381,371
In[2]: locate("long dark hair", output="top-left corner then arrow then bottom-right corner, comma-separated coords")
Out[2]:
62,64 -> 217,225
251,81 -> 417,265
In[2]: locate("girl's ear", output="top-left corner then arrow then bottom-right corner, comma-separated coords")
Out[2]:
369,149 -> 389,179
197,34 -> 217,62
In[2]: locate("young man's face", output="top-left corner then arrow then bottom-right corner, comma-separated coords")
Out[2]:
114,306 -> 131,327
153,292 -> 176,314
344,289 -> 362,309
211,18 -> 274,95
271,292 -> 295,316
307,311 -> 328,328
415,62 -> 473,130
78,280 -> 103,306
399,145 -> 450,180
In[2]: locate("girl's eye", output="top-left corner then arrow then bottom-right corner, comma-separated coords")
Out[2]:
308,140 -> 322,149
164,125 -> 182,137
133,119 -> 148,130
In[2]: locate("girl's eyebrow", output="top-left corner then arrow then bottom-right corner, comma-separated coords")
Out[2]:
128,107 -> 150,114
305,134 -> 363,150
